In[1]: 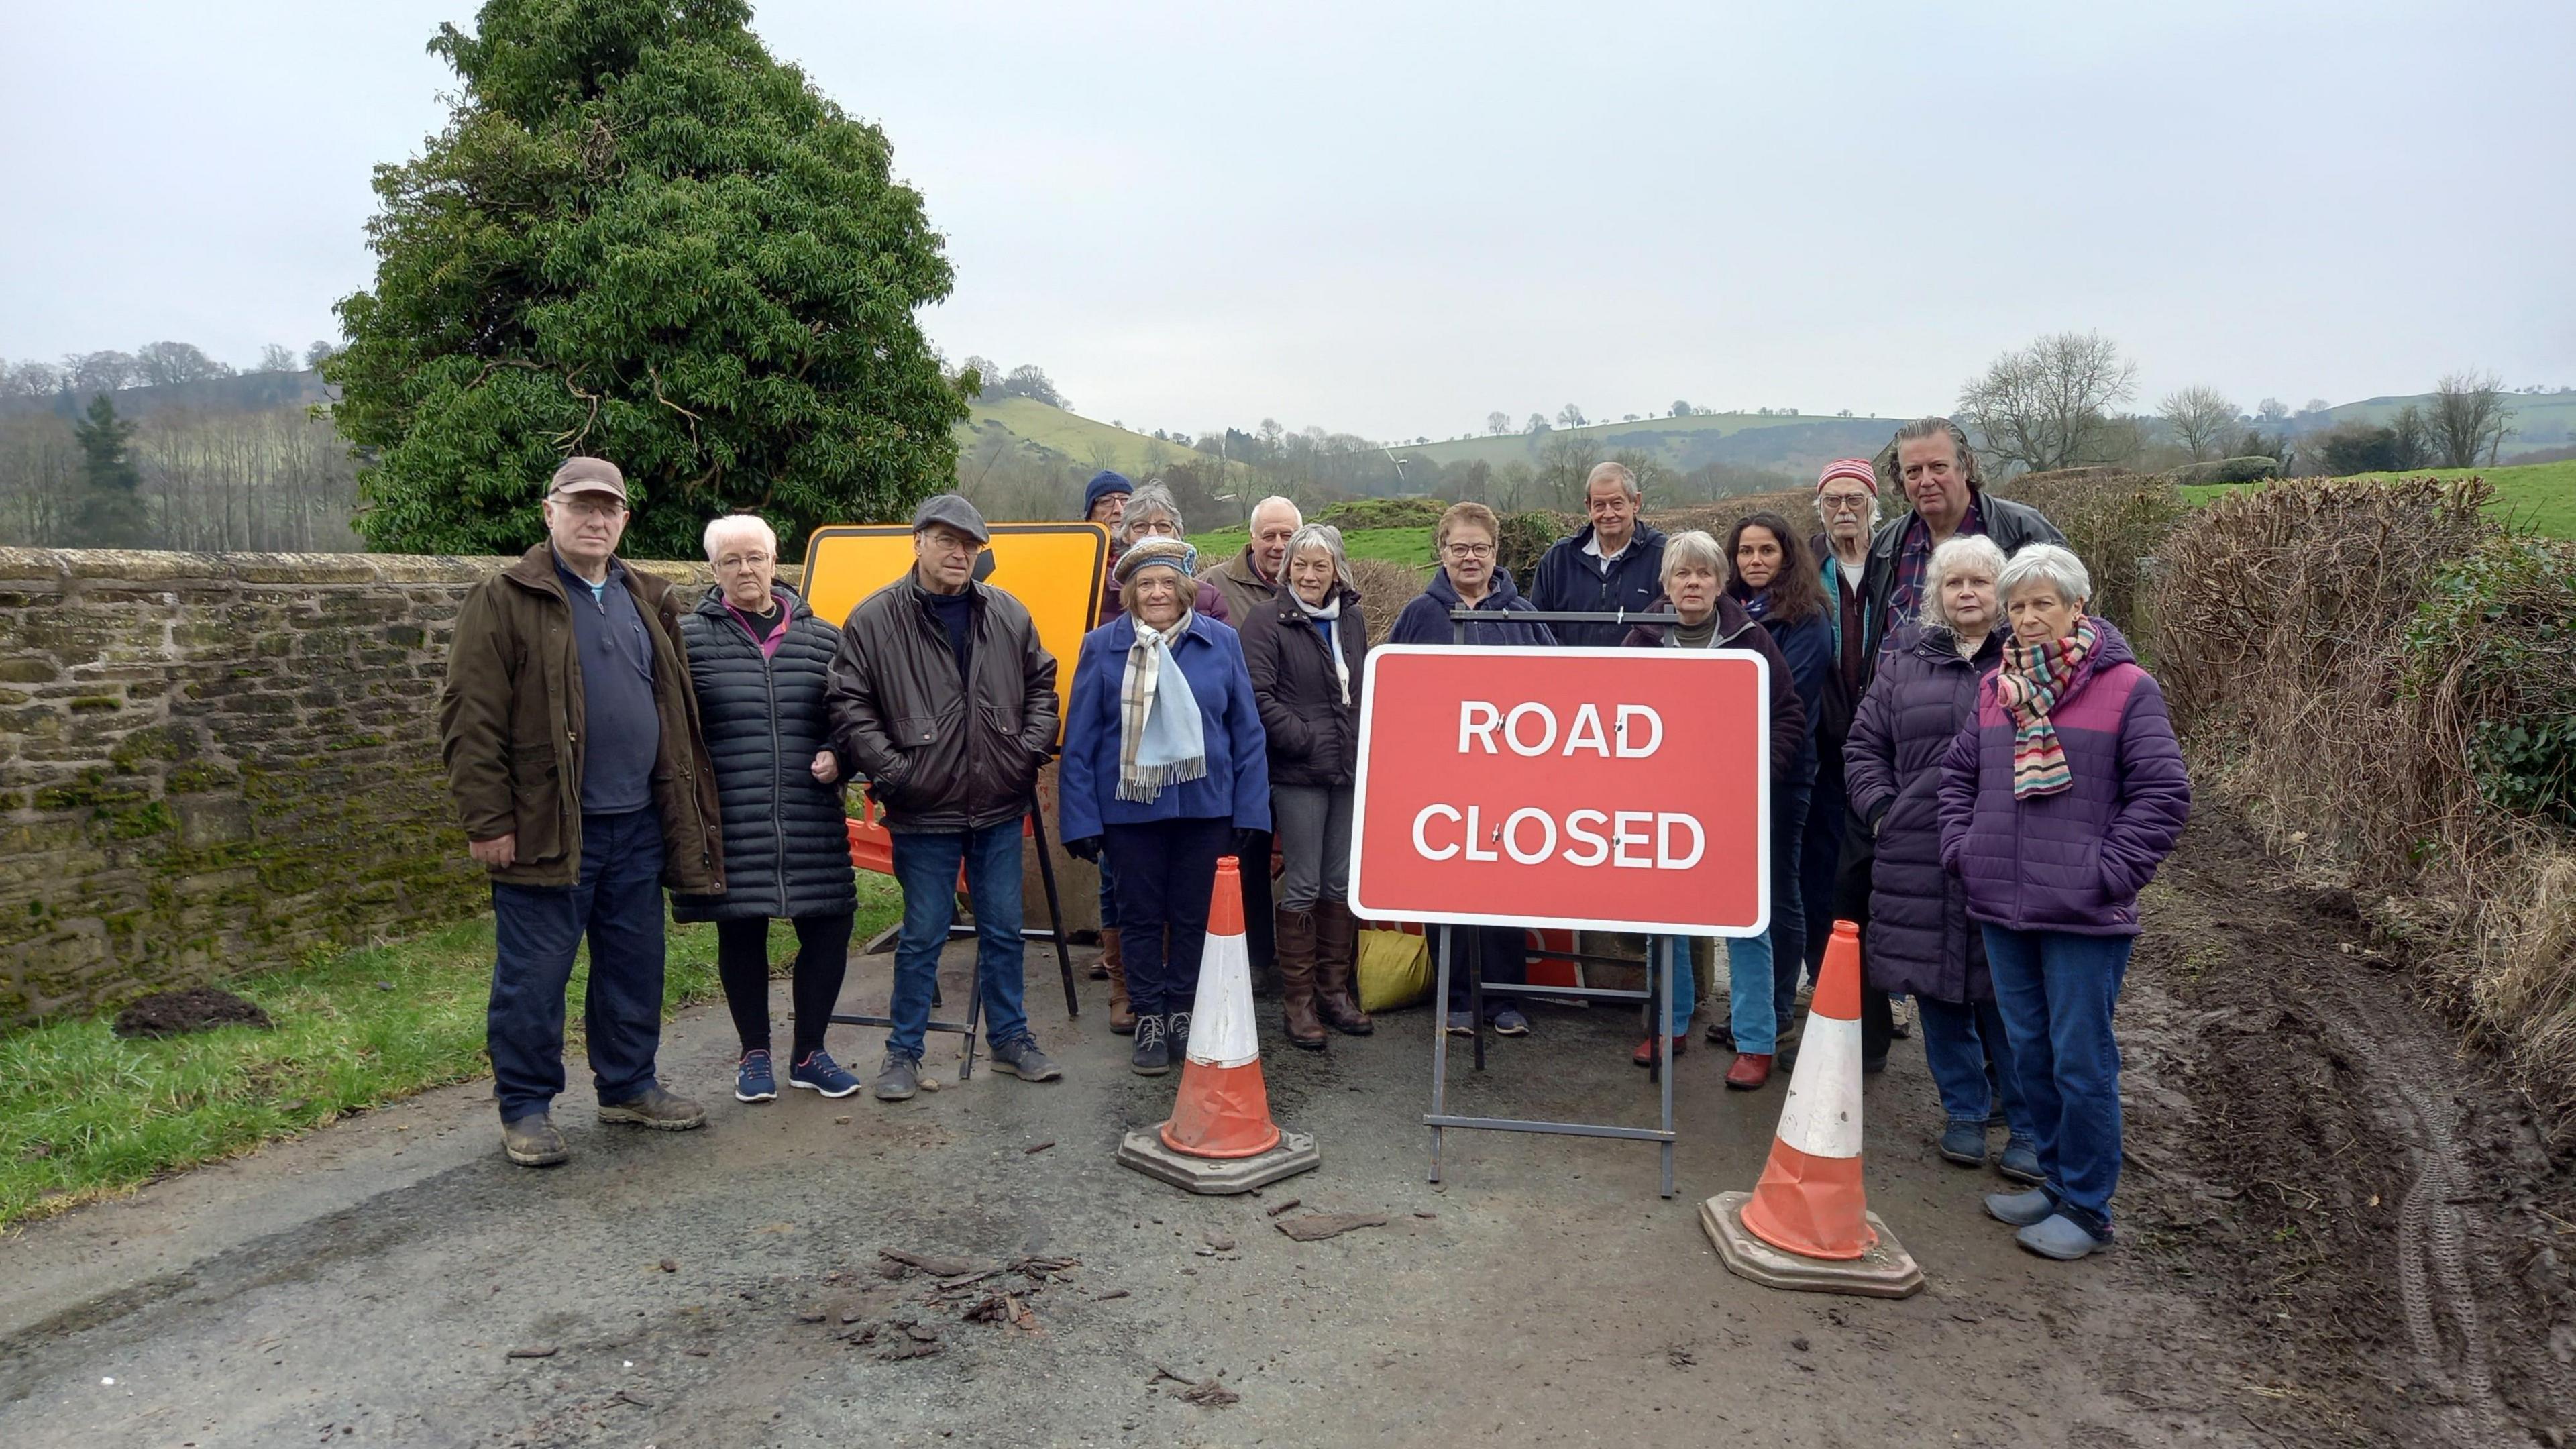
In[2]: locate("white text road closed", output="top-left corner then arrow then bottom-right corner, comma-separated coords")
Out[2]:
1350,645 -> 1771,936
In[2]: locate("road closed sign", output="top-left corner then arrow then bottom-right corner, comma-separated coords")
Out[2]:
1349,645 -> 1770,936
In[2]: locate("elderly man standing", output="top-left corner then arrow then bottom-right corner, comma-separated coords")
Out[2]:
828,494 -> 1064,1102
439,457 -> 724,1168
1205,495 -> 1301,621
1859,419 -> 2065,683
1531,461 -> 1667,648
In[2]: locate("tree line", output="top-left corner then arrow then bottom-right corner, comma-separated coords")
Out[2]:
0,391 -> 362,553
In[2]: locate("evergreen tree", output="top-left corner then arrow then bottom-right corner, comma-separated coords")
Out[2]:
70,394 -> 149,548
327,0 -> 968,558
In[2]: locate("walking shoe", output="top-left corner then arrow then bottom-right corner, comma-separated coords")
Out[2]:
1446,1010 -> 1476,1037
989,1037 -> 1063,1082
1632,1034 -> 1688,1067
872,1052 -> 922,1102
788,1049 -> 861,1098
734,1049 -> 777,1103
1724,1052 -> 1773,1090
1130,1014 -> 1172,1075
2016,1214 -> 2107,1261
597,1085 -> 706,1131
1889,994 -> 1914,1040
1939,1121 -> 1989,1167
501,1112 -> 568,1167
1166,1010 -> 1191,1055
1489,1008 -> 1530,1036
1984,1187 -> 2056,1227
1998,1138 -> 2043,1185
1705,1019 -> 1735,1049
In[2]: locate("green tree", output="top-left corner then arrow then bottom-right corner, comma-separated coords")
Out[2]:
70,394 -> 148,548
327,0 -> 967,558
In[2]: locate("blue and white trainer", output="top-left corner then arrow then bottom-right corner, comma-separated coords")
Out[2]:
788,1049 -> 861,1099
734,1049 -> 777,1103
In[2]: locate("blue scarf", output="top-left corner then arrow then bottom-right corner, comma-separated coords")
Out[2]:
1117,614 -> 1210,802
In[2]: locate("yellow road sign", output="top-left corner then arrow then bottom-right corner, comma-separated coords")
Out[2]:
800,522 -> 1110,739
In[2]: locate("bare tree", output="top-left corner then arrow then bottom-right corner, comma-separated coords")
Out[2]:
1485,411 -> 1511,436
1556,404 -> 1588,429
254,343 -> 299,374
1956,330 -> 2139,474
1525,413 -> 1548,435
134,341 -> 232,388
2429,370 -> 2512,468
2158,385 -> 2239,461
1,360 -> 63,398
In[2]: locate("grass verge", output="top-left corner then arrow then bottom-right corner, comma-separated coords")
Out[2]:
0,876 -> 900,1230
1194,525 -> 1436,572
2183,460 -> 2575,539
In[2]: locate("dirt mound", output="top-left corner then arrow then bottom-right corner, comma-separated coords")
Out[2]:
2115,813 -> 2576,1444
111,987 -> 274,1039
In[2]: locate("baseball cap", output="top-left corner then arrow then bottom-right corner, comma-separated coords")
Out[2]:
548,456 -> 627,502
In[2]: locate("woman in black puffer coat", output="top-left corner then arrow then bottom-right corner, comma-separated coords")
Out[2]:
674,516 -> 862,1103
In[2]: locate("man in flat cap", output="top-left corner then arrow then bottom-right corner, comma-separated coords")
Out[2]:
826,494 -> 1065,1101
438,457 -> 725,1166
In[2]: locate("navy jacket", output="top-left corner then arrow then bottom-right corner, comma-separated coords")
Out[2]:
1529,522 -> 1669,648
1389,567 -> 1559,649
1060,611 -> 1272,841
1754,606 -> 1833,786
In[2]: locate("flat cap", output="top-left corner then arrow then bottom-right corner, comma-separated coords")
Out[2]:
548,456 -> 626,502
910,492 -> 990,543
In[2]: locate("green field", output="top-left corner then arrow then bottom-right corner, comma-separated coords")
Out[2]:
1395,411 -> 1902,474
2310,392 -> 2576,457
959,397 -> 1213,478
1193,525 -> 1436,572
2182,460 -> 2575,539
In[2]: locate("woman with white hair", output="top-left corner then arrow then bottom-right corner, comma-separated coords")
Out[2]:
1110,482 -> 1231,625
1938,543 -> 2191,1261
1059,537 -> 1272,1075
1240,523 -> 1373,1049
1845,535 -> 2036,1183
672,513 -> 861,1103
1621,529 -> 1808,1084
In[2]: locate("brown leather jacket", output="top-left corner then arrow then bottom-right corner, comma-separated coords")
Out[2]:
436,543 -> 724,891
825,575 -> 1059,833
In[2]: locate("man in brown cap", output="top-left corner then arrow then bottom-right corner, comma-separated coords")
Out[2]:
437,457 -> 726,1166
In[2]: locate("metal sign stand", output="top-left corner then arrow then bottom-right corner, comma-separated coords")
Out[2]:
829,786 -> 1080,1083
1421,605 -> 1696,1198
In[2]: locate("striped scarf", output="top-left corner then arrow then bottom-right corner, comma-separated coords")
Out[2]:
1995,620 -> 2096,799
1117,614 -> 1208,802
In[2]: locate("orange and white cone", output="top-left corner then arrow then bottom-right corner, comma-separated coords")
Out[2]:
1158,857 -> 1283,1159
1741,920 -> 1875,1258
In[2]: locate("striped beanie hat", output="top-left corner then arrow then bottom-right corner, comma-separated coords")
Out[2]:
1815,458 -> 1877,496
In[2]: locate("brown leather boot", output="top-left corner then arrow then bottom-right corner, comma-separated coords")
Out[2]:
1102,927 -> 1136,1035
1087,925 -> 1110,979
1275,907 -> 1327,1049
1312,900 -> 1375,1036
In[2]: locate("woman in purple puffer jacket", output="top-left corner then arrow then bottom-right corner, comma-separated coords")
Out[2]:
1937,543 -> 2190,1263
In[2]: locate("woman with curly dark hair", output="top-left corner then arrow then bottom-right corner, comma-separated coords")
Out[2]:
1720,511 -> 1833,1049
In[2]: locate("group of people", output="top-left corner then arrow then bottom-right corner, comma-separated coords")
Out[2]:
439,415 -> 2189,1263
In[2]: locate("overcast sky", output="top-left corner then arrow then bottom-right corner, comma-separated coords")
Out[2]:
4,1 -> 2570,439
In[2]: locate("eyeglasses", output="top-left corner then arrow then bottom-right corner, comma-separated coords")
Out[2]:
714,553 -> 773,571
1819,494 -> 1872,513
1442,543 -> 1495,559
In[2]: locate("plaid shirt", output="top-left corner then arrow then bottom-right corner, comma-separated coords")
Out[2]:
1882,494 -> 1986,650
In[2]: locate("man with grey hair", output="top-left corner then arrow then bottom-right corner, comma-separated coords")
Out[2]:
1205,495 -> 1302,621
1532,460 -> 1667,647
1856,419 -> 2063,690
439,456 -> 724,1167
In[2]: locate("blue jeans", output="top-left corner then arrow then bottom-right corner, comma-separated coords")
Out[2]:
1729,930 -> 1778,1052
1982,926 -> 2133,1240
1917,994 -> 2033,1142
888,820 -> 1030,1058
1654,936 -> 1704,1036
488,808 -> 667,1122
1767,776 -> 1814,1034
1104,816 -> 1232,1018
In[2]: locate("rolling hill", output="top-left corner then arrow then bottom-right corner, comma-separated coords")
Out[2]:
1394,411 -> 1906,478
957,397 -> 1213,478
2306,392 -> 2576,457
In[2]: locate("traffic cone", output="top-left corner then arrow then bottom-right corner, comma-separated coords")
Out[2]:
1701,921 -> 1924,1296
1116,857 -> 1319,1193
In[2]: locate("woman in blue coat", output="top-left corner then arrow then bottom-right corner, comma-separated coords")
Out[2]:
1723,511 -> 1833,1045
1059,537 -> 1272,1075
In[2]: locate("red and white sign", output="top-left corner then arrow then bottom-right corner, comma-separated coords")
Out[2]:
1349,645 -> 1770,936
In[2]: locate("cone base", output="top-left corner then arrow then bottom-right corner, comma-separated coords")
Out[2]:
1700,1191 -> 1924,1299
1117,1128 -> 1318,1195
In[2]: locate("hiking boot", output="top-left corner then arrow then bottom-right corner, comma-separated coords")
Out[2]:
1984,1187 -> 2056,1227
1489,1007 -> 1530,1036
1275,906 -> 1328,1051
873,1052 -> 922,1102
1939,1122 -> 1989,1167
1632,1034 -> 1688,1067
1102,928 -> 1136,1036
2016,1214 -> 2107,1261
1312,900 -> 1374,1036
989,1037 -> 1063,1083
1998,1138 -> 2043,1185
788,1049 -> 861,1099
1725,1052 -> 1774,1090
597,1085 -> 706,1130
734,1049 -> 777,1103
1130,1013 -> 1172,1075
501,1112 -> 568,1167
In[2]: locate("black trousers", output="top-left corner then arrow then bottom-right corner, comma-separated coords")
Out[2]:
715,912 -> 855,1061
1238,828 -> 1276,985
1104,816 -> 1232,1018
1830,806 -> 1894,1068
1444,924 -> 1527,1016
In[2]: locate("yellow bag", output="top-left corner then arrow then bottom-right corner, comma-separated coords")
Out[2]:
1356,928 -> 1432,1013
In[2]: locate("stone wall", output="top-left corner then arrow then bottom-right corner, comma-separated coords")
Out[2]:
0,548 -> 724,1026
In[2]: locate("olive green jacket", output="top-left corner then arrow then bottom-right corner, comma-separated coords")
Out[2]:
437,543 -> 725,892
